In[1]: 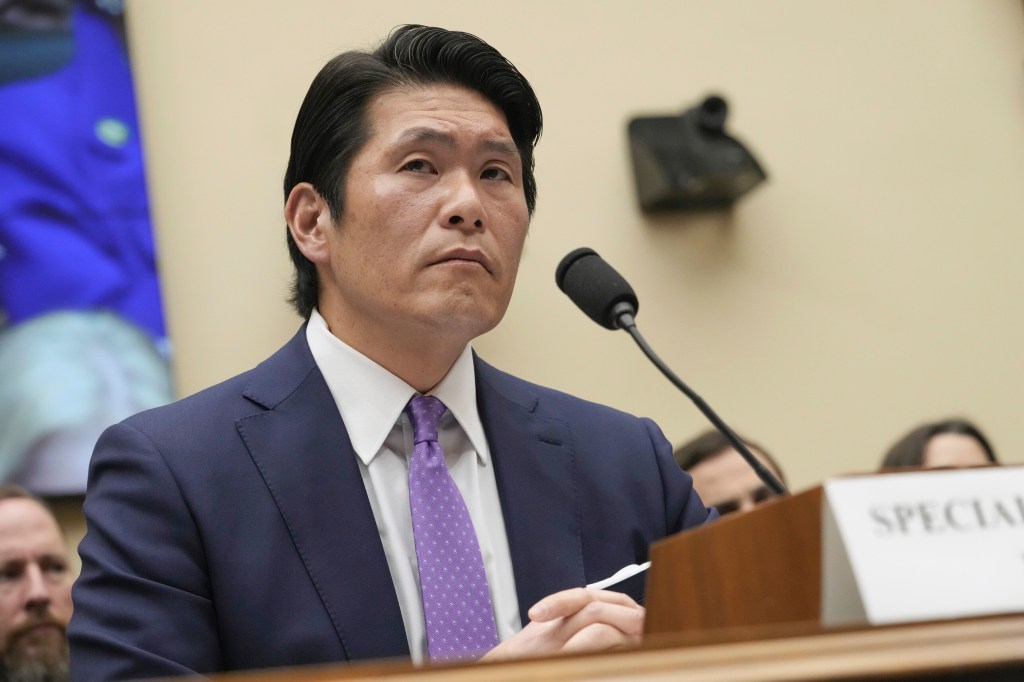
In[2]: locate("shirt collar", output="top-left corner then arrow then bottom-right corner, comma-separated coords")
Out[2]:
305,309 -> 489,467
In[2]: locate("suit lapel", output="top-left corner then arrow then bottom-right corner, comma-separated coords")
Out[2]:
475,358 -> 586,624
237,331 -> 409,661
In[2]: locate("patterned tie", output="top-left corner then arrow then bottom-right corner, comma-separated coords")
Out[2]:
405,395 -> 500,661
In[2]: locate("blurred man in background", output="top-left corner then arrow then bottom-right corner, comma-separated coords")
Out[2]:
0,485 -> 72,682
674,429 -> 786,516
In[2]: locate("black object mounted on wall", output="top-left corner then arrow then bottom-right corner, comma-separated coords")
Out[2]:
628,94 -> 767,212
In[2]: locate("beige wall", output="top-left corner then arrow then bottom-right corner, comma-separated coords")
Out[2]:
124,0 -> 1024,494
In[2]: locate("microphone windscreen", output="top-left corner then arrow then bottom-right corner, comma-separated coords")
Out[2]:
555,248 -> 639,329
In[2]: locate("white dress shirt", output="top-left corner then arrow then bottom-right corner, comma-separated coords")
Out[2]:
305,309 -> 522,663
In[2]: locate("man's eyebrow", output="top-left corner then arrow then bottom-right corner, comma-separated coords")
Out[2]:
479,138 -> 519,157
393,128 -> 518,157
395,127 -> 455,148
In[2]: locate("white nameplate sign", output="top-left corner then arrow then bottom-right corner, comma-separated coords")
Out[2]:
822,466 -> 1024,627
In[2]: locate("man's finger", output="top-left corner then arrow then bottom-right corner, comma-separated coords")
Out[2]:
561,622 -> 639,655
528,587 -> 639,622
558,599 -> 645,640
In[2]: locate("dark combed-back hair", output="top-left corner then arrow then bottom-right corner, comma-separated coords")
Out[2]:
283,24 -> 543,318
673,429 -> 787,486
880,417 -> 998,469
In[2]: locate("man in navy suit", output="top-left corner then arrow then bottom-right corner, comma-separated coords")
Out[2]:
68,25 -> 714,679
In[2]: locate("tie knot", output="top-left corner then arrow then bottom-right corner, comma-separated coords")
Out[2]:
405,395 -> 447,444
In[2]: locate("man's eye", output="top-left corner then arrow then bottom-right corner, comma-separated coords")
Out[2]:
0,564 -> 24,582
41,560 -> 68,576
402,159 -> 434,173
714,501 -> 739,516
481,167 -> 510,181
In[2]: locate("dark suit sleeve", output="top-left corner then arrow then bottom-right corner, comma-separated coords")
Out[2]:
641,417 -> 719,534
69,422 -> 222,681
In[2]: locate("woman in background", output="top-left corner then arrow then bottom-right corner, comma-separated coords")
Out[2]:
880,418 -> 998,470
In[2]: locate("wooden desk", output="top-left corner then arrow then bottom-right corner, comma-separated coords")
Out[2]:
204,614 -> 1024,681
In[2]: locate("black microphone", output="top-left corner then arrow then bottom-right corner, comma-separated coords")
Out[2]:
555,247 -> 639,329
556,247 -> 788,497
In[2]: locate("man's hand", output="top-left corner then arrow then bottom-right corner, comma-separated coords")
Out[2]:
480,588 -> 644,662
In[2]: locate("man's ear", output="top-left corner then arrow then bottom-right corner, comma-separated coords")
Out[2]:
285,182 -> 335,265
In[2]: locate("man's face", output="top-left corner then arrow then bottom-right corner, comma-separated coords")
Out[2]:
688,448 -> 779,516
315,84 -> 530,351
0,499 -> 72,679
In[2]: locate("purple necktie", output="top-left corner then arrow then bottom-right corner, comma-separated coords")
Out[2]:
405,395 -> 499,661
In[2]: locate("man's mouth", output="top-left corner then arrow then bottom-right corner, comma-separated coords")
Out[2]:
432,248 -> 493,273
7,618 -> 66,649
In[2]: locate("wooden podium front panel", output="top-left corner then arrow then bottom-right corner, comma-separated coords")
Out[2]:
645,486 -> 824,635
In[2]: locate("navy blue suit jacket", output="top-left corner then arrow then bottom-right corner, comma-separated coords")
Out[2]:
69,328 -> 712,680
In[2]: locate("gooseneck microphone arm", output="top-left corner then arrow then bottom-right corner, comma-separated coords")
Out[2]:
611,303 -> 787,496
557,248 -> 788,497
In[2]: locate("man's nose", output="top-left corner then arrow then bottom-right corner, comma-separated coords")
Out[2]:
737,497 -> 759,514
442,172 -> 484,230
24,564 -> 52,610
